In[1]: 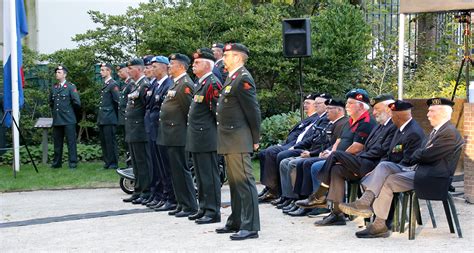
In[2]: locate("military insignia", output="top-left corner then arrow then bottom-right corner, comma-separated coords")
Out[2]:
193,53 -> 199,59
167,90 -> 176,98
213,89 -> 219,97
225,44 -> 232,50
73,88 -> 77,92
390,103 -> 396,110
147,90 -> 152,96
356,94 -> 363,101
392,144 -> 403,153
57,66 -> 63,70
224,86 -> 232,94
194,95 -> 204,103
155,94 -> 160,101
231,73 -> 238,80
63,84 -> 68,88
432,98 -> 441,105
184,87 -> 191,94
243,82 -> 252,90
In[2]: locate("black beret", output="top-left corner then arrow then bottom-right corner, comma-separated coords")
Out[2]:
305,93 -> 320,100
116,62 -> 128,70
371,93 -> 395,106
54,65 -> 68,73
212,43 -> 224,49
325,98 -> 345,108
224,43 -> 249,56
100,62 -> 113,69
143,55 -> 154,66
318,93 -> 332,100
193,48 -> 216,61
388,100 -> 413,111
345,88 -> 370,104
127,58 -> 144,67
426,97 -> 455,107
169,53 -> 191,65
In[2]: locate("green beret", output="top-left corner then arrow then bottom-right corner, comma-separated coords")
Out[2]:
224,43 -> 249,56
193,48 -> 216,61
116,62 -> 128,70
54,65 -> 68,73
371,93 -> 395,106
169,53 -> 190,65
127,58 -> 144,67
325,98 -> 345,108
100,62 -> 113,69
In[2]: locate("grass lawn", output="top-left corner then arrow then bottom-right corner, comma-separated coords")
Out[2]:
0,162 -> 119,192
0,159 -> 261,192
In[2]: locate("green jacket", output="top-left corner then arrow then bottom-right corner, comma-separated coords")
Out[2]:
216,66 -> 261,154
186,73 -> 222,152
118,77 -> 134,125
158,74 -> 194,146
125,76 -> 150,143
49,81 -> 81,126
97,78 -> 120,125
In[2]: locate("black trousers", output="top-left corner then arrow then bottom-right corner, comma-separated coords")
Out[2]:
294,157 -> 324,196
157,144 -> 175,202
129,141 -> 151,195
167,146 -> 197,212
260,144 -> 291,194
99,124 -> 118,168
192,151 -> 221,217
52,124 -> 77,167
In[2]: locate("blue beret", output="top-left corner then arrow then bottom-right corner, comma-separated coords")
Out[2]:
151,55 -> 170,65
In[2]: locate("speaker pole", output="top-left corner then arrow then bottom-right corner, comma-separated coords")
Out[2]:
298,57 -> 304,120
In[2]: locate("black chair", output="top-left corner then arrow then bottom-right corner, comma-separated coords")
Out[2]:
398,144 -> 464,240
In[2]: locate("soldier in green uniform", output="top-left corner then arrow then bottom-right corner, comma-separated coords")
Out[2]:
215,43 -> 261,240
122,59 -> 152,204
186,48 -> 223,224
98,63 -> 120,169
116,63 -> 134,162
49,65 -> 81,169
158,53 -> 198,218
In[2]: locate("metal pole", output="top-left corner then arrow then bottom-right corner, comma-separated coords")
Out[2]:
299,57 -> 304,120
398,13 -> 405,100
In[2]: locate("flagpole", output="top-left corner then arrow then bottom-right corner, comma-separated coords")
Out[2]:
9,0 -> 21,172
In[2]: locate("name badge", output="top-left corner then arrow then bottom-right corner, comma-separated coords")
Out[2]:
224,86 -> 232,94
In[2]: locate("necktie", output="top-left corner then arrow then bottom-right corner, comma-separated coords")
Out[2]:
426,129 -> 437,146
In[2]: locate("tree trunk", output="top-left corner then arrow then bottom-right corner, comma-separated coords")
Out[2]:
417,13 -> 437,65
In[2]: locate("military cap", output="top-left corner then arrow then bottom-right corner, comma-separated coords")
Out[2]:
169,53 -> 191,65
318,93 -> 332,100
371,93 -> 395,106
325,98 -> 345,108
54,65 -> 68,73
426,97 -> 455,107
127,58 -> 144,67
151,55 -> 170,65
193,48 -> 216,61
116,62 -> 128,71
212,43 -> 224,49
224,43 -> 250,56
143,55 -> 154,66
100,62 -> 113,69
388,100 -> 413,111
345,88 -> 370,105
305,93 -> 320,100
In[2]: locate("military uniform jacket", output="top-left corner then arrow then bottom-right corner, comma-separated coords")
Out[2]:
186,73 -> 222,152
412,122 -> 464,200
358,119 -> 397,161
118,78 -> 134,125
216,66 -> 261,154
125,76 -> 150,143
49,81 -> 81,126
383,119 -> 425,166
214,59 -> 227,84
97,78 -> 120,125
158,74 -> 194,146
150,77 -> 173,141
293,113 -> 329,150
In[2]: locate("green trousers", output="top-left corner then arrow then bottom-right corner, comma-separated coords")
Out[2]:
167,146 -> 198,212
129,141 -> 151,195
192,151 -> 221,217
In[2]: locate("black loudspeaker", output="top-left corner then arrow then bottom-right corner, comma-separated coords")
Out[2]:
282,18 -> 311,58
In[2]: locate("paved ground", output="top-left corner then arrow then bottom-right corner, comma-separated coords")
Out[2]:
1,185 -> 473,252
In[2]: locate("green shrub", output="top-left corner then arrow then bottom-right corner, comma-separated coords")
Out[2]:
0,143 -> 102,165
260,111 -> 300,149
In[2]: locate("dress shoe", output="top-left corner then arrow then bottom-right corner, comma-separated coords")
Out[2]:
229,230 -> 259,240
175,210 -> 196,218
258,192 -> 278,203
258,187 -> 269,198
215,226 -> 239,234
131,197 -> 146,205
276,199 -> 293,209
195,216 -> 221,224
271,197 -> 285,206
123,195 -> 140,203
288,207 -> 311,217
155,201 -> 176,211
307,208 -> 330,217
150,200 -> 166,209
188,212 -> 205,221
282,202 -> 295,211
313,212 -> 346,226
146,199 -> 161,207
283,204 -> 299,214
295,195 -> 327,209
141,195 -> 154,205
168,206 -> 183,215
355,218 -> 390,238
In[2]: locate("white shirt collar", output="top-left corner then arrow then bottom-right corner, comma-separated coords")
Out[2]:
228,65 -> 244,78
198,72 -> 213,84
59,80 -> 67,86
434,119 -> 450,131
383,117 -> 392,126
104,77 -> 112,84
330,115 -> 345,124
157,75 -> 168,85
399,118 -> 412,132
173,73 -> 187,82
135,75 -> 146,84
